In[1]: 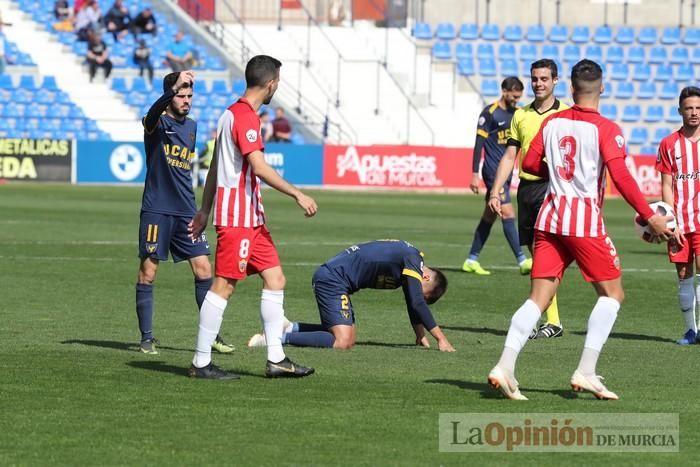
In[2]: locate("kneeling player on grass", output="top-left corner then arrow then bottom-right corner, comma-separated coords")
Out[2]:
247,240 -> 456,352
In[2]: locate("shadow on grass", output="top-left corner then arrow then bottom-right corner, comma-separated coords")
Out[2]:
61,339 -> 191,353
425,379 -> 578,399
569,331 -> 675,343
441,326 -> 507,337
127,361 -> 264,379
354,340 -> 418,349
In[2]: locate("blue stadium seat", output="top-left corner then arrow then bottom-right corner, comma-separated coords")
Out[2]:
498,43 -> 516,60
457,58 -> 474,76
648,47 -> 667,64
412,22 -> 432,40
0,74 -> 12,89
34,89 -> 54,105
131,77 -> 149,93
627,46 -> 645,63
41,76 -> 59,91
660,81 -> 679,99
670,47 -> 690,64
432,41 -> 452,60
615,82 -> 634,99
616,26 -> 635,44
602,81 -> 612,99
571,26 -> 590,43
593,26 -> 612,43
628,127 -> 648,145
541,44 -> 559,60
455,42 -> 473,60
503,25 -> 523,41
210,79 -> 229,95
675,64 -> 694,81
684,27 -> 700,45
637,82 -> 656,99
459,23 -> 478,40
632,64 -> 651,81
644,105 -> 664,123
526,24 -> 545,42
25,105 -> 42,118
500,59 -> 518,77
600,104 -> 618,120
606,46 -> 624,63
111,77 -> 128,93
15,89 -> 32,104
480,79 -> 499,97
639,145 -> 657,155
479,58 -> 497,76
477,43 -> 494,60
549,25 -> 568,43
481,24 -> 500,40
563,45 -> 580,63
584,45 -> 603,63
611,63 -> 629,80
435,22 -> 457,40
652,128 -> 672,145
19,75 -> 37,90
692,48 -> 700,64
667,105 -> 682,123
654,64 -> 673,81
554,80 -> 567,98
621,104 -> 641,122
638,27 -> 657,44
519,43 -> 537,62
661,27 -> 681,45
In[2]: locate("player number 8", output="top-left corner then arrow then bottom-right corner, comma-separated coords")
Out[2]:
239,239 -> 250,258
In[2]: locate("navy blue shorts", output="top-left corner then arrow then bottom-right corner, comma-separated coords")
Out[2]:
483,177 -> 512,204
312,266 -> 354,328
138,211 -> 210,262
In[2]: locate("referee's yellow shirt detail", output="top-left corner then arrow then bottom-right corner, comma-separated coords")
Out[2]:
507,99 -> 568,181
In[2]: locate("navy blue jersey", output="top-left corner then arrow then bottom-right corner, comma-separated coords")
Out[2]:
140,91 -> 198,216
472,101 -> 515,180
320,240 -> 437,330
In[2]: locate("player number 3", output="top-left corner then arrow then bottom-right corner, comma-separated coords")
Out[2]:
556,136 -> 577,182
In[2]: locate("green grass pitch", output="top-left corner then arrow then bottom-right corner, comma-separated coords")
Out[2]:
1,183 -> 697,466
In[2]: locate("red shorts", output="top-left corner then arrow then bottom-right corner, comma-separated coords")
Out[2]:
531,230 -> 621,282
668,232 -> 700,263
214,225 -> 281,280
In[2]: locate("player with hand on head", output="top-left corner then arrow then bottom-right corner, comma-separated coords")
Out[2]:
187,55 -> 318,380
135,70 -> 233,355
463,76 -> 531,276
488,59 -> 673,401
656,86 -> 700,345
248,240 -> 456,352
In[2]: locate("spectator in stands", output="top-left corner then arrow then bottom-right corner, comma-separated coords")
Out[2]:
133,38 -> 153,84
131,7 -> 157,36
86,30 -> 112,82
103,0 -> 131,41
260,111 -> 273,143
54,0 -> 72,20
328,0 -> 346,26
0,22 -> 5,76
74,0 -> 101,41
166,31 -> 195,72
271,107 -> 292,143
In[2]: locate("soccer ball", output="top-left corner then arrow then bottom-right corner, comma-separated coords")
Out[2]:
633,201 -> 677,243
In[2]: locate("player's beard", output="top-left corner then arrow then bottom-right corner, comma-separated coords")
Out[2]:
170,104 -> 190,118
263,88 -> 275,105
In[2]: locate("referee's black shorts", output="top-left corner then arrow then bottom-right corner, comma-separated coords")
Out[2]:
516,179 -> 549,246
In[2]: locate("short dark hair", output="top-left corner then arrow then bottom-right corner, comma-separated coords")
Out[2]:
162,72 -> 191,93
530,58 -> 558,78
501,76 -> 524,91
425,267 -> 448,305
245,55 -> 282,88
570,59 -> 602,92
679,86 -> 700,107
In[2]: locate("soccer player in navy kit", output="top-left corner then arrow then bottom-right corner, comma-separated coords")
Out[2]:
462,77 -> 532,276
248,240 -> 456,352
135,70 -> 233,355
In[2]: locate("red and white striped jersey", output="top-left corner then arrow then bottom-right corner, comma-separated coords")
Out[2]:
656,130 -> 700,233
212,98 -> 266,228
527,105 -> 628,237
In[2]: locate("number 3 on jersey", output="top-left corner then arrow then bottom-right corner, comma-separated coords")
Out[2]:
556,136 -> 577,182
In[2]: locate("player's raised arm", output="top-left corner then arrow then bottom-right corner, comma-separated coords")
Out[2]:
143,71 -> 194,134
247,150 -> 318,217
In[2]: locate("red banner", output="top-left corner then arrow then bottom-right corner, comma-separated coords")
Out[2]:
607,155 -> 661,198
281,0 -> 303,9
323,145 -> 471,189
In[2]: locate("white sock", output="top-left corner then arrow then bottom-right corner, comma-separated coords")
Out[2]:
497,299 -> 542,374
577,296 -> 620,376
192,291 -> 227,368
261,289 -> 286,363
679,277 -> 696,332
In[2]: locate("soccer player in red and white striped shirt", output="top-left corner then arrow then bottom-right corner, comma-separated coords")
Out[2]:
488,59 -> 672,400
187,55 -> 318,380
656,86 -> 700,345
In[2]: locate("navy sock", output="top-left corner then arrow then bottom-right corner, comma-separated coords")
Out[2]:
502,218 -> 526,263
135,283 -> 154,341
194,277 -> 213,309
468,218 -> 494,260
297,322 -> 327,332
284,331 -> 335,348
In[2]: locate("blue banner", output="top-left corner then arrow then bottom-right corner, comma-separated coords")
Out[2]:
76,141 -> 146,184
264,143 -> 323,186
